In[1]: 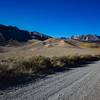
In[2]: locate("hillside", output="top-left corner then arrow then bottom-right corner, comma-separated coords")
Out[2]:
0,24 -> 51,45
71,34 -> 100,42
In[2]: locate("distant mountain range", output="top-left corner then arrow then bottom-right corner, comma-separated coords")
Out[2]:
0,24 -> 51,45
0,24 -> 100,46
71,34 -> 100,42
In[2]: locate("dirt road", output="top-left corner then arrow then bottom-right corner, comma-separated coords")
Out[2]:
0,61 -> 100,100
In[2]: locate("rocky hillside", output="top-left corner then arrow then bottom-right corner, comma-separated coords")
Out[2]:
71,34 -> 100,42
0,24 -> 51,45
30,31 -> 51,41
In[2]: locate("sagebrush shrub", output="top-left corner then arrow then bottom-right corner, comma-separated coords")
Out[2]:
0,54 -> 100,77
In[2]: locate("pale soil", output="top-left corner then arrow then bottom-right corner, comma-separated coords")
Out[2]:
0,61 -> 100,100
0,39 -> 100,60
0,45 -> 100,60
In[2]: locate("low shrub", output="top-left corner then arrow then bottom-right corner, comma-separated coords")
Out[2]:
51,56 -> 69,68
0,54 -> 100,78
12,56 -> 52,74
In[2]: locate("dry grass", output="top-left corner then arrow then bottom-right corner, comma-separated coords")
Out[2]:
80,43 -> 100,48
0,54 -> 100,79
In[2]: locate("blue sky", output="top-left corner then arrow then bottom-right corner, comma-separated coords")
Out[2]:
0,0 -> 100,37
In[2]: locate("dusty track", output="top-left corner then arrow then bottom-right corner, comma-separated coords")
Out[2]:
0,61 -> 100,100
